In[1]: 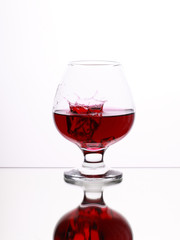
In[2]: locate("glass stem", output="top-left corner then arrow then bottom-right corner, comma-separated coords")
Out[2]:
81,184 -> 105,206
82,150 -> 105,168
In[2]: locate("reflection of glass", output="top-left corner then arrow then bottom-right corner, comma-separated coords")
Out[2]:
53,61 -> 135,240
54,176 -> 132,240
53,61 -> 135,176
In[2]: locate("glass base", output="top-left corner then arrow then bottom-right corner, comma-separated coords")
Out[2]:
64,168 -> 123,188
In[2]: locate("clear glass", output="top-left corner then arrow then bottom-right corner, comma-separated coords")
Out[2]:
53,60 -> 135,177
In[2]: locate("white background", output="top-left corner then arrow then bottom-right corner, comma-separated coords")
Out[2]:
0,2 -> 180,239
0,0 -> 180,167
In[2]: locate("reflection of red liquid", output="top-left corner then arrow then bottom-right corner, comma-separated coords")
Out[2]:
53,105 -> 134,151
54,204 -> 133,240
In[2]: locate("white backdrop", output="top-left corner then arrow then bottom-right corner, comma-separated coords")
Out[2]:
0,0 -> 180,167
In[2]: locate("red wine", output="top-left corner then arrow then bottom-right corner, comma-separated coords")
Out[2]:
53,105 -> 134,151
54,205 -> 132,240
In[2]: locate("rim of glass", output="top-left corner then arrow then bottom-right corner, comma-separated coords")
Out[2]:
69,60 -> 121,67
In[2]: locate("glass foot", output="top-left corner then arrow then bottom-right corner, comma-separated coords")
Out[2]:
64,168 -> 123,188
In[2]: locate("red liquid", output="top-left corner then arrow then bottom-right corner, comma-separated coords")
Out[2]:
54,105 -> 134,151
54,204 -> 133,240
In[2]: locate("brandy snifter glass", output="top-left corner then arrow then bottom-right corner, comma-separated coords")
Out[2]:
53,60 -> 135,179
